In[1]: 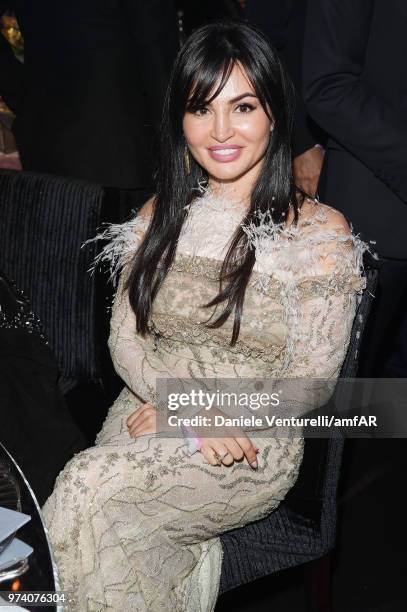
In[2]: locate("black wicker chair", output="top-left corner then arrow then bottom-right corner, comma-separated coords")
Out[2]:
218,265 -> 378,610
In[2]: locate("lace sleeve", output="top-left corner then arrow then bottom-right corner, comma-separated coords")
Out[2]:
286,208 -> 366,379
281,280 -> 360,414
224,279 -> 362,433
108,269 -> 173,405
103,208 -> 178,405
239,205 -> 368,430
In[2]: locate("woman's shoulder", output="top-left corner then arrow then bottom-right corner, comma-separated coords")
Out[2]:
250,198 -> 368,281
295,198 -> 351,237
137,196 -> 155,222
290,199 -> 367,277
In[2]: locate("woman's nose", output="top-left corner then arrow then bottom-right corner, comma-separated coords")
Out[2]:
211,111 -> 235,142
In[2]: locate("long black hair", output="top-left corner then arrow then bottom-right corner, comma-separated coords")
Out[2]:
126,20 -> 298,344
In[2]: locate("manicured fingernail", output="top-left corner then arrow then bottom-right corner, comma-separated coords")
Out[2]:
250,460 -> 258,469
255,448 -> 260,453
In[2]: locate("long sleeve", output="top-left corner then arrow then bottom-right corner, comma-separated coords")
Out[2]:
231,280 -> 361,433
303,0 -> 407,202
277,280 -> 358,414
98,210 -> 170,406
108,269 -> 174,406
233,205 -> 366,431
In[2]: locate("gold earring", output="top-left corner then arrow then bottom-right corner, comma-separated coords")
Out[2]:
184,148 -> 191,175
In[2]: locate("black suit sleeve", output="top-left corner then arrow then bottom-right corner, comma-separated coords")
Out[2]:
0,4 -> 24,114
303,0 -> 407,203
246,0 -> 321,157
120,0 -> 178,129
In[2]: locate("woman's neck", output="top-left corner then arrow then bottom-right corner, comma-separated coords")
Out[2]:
208,162 -> 261,204
207,181 -> 248,203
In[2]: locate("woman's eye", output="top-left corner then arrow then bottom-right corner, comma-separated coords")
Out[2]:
235,103 -> 255,113
194,107 -> 209,116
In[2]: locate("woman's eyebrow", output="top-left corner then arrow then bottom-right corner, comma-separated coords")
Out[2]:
228,93 -> 258,104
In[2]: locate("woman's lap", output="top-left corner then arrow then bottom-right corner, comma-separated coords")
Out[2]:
46,386 -> 303,540
42,387 -> 303,610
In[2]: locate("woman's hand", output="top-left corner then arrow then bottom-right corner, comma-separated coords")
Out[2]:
293,144 -> 325,198
199,435 -> 259,469
127,403 -> 157,438
126,405 -> 259,469
193,408 -> 259,469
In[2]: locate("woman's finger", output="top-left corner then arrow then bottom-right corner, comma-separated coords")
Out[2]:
127,403 -> 154,428
129,413 -> 156,438
234,436 -> 258,468
126,405 -> 146,428
129,411 -> 155,433
212,443 -> 233,466
222,438 -> 244,462
200,443 -> 222,466
219,451 -> 234,466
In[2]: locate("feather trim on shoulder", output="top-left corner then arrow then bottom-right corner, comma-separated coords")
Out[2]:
84,215 -> 150,286
241,207 -> 374,369
242,207 -> 373,280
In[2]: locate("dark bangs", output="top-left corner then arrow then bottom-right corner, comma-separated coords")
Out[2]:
178,25 -> 282,125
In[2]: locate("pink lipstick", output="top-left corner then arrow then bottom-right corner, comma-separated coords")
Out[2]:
207,145 -> 243,163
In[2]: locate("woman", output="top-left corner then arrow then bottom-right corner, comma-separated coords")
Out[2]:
42,21 -> 366,611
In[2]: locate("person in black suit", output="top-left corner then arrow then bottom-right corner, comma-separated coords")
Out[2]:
0,1 -> 178,215
245,0 -> 325,197
303,3 -> 407,608
303,0 -> 407,378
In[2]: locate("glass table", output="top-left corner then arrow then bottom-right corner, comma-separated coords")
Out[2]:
0,443 -> 58,611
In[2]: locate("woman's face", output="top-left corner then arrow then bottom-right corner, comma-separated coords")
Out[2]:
183,63 -> 273,193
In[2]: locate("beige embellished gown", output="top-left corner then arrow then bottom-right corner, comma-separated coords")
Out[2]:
42,190 -> 366,611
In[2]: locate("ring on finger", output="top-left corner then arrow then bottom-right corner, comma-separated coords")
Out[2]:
213,451 -> 223,465
214,450 -> 229,464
